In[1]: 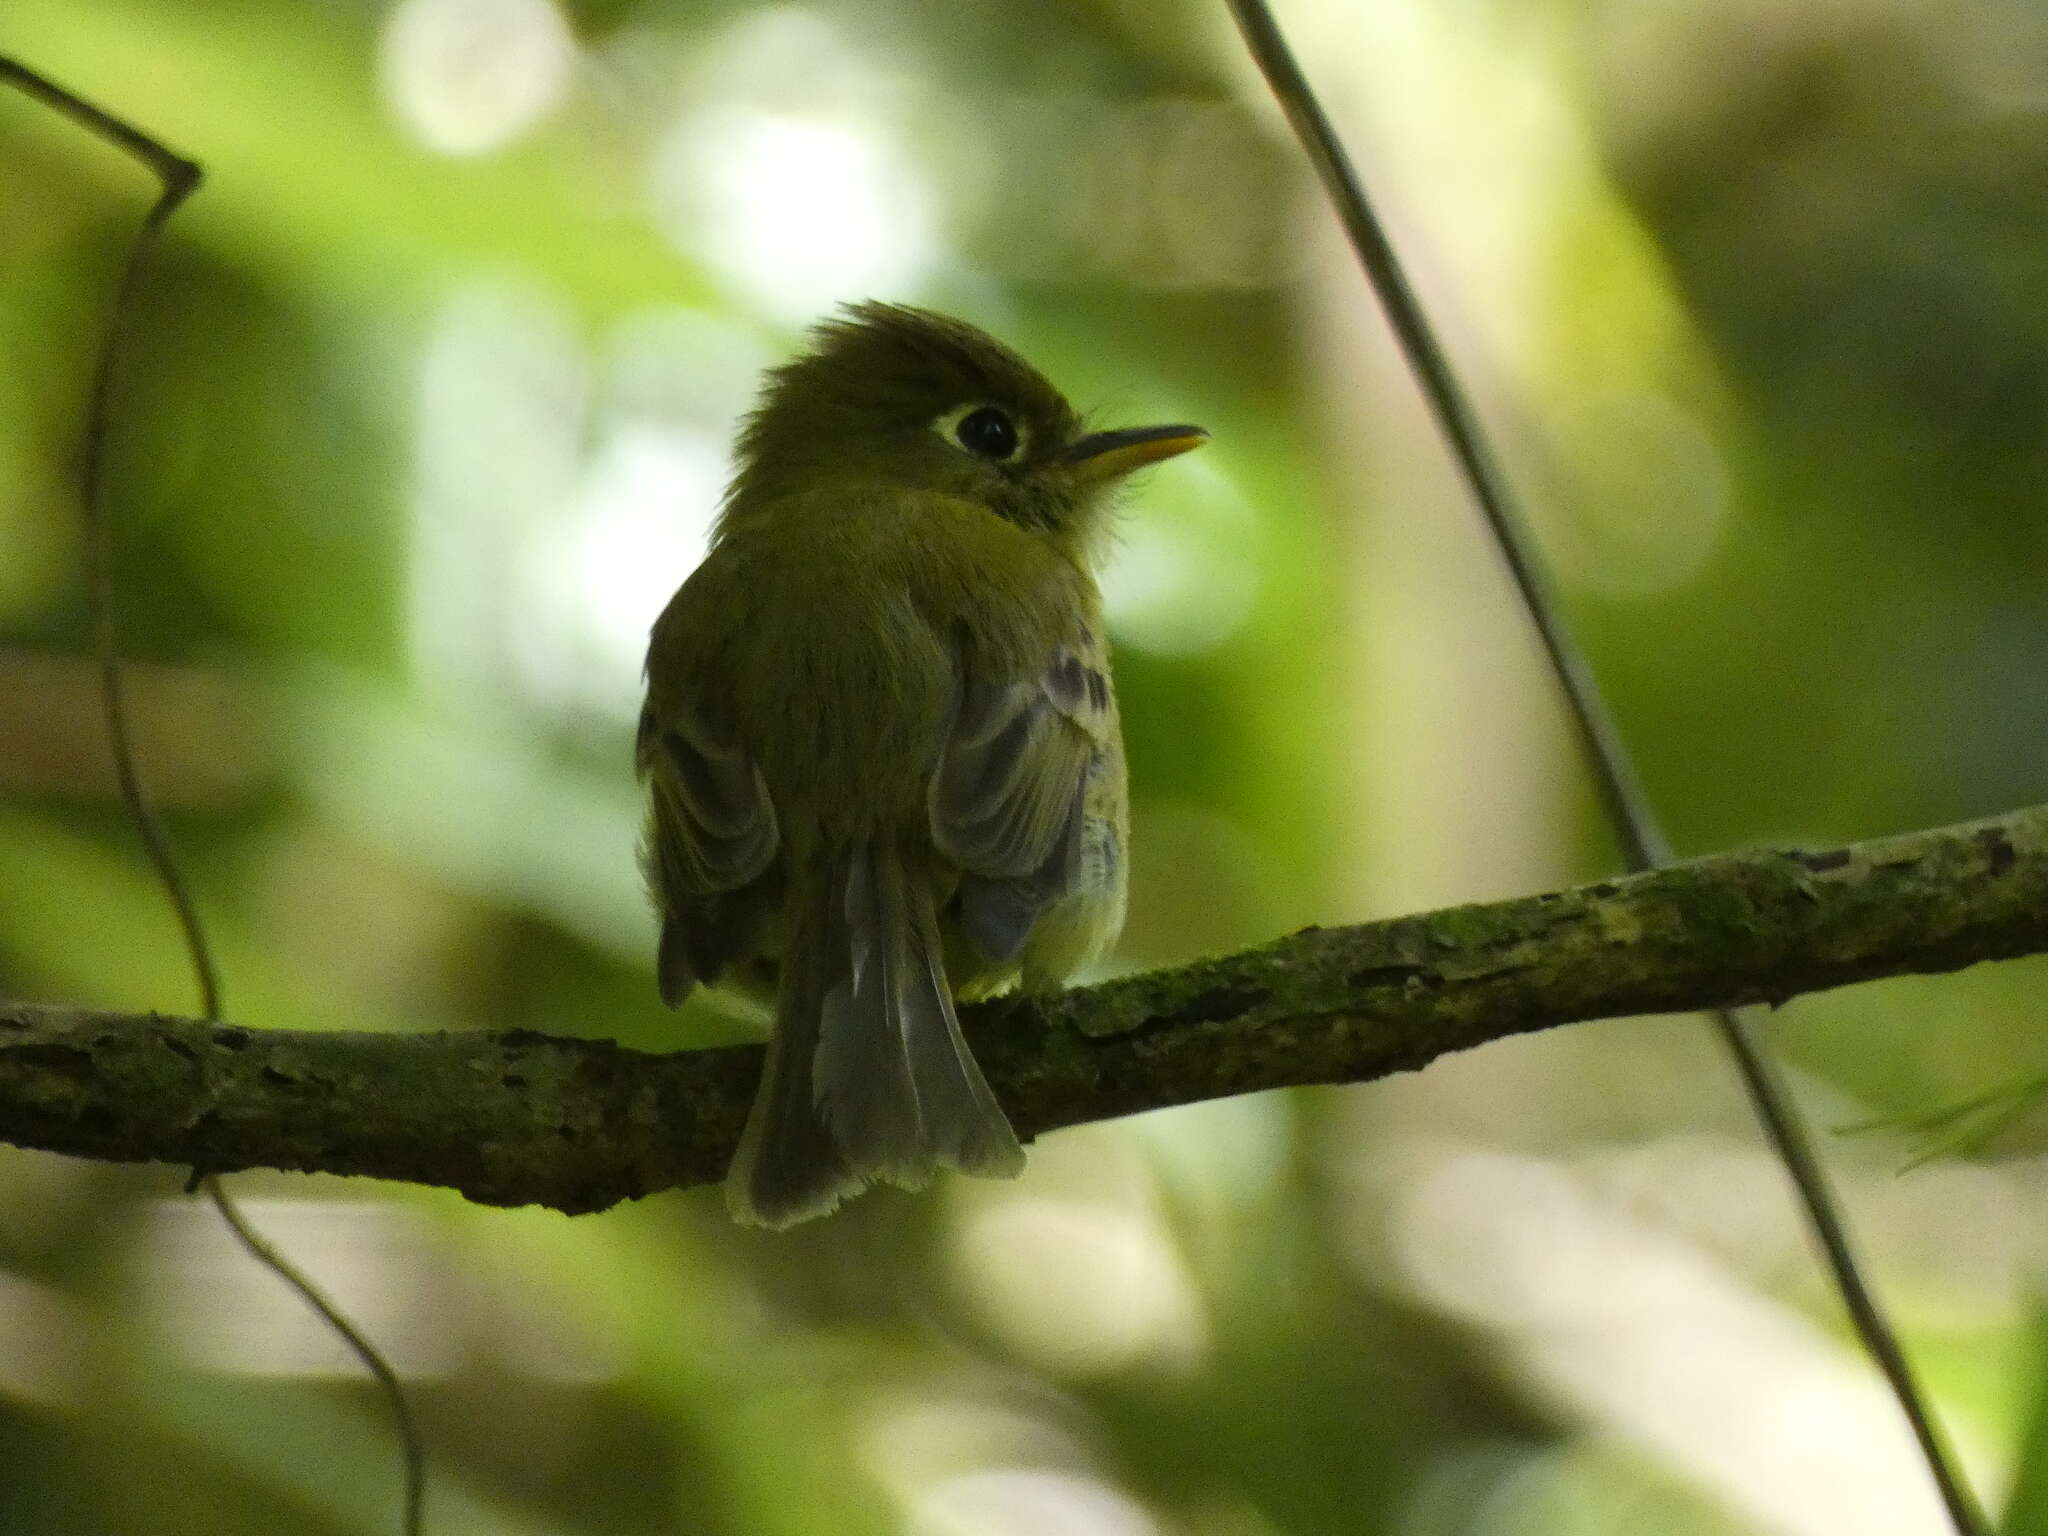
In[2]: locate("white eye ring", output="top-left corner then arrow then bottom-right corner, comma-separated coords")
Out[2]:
932,402 -> 1027,463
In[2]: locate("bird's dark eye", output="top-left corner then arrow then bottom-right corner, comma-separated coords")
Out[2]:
954,406 -> 1019,462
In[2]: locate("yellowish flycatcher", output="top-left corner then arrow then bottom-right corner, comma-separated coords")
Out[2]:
639,303 -> 1205,1226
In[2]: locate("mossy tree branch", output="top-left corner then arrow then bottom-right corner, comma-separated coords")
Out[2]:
4,802 -> 2046,1215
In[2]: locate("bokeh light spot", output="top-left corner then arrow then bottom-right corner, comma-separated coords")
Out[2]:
1100,456 -> 1260,656
651,106 -> 936,320
910,1469 -> 1161,1536
1541,390 -> 1731,598
380,0 -> 576,157
949,1196 -> 1207,1378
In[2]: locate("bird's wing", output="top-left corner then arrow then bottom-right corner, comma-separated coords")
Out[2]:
637,700 -> 780,1004
928,632 -> 1112,965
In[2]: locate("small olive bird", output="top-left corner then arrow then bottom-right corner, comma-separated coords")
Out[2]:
638,303 -> 1205,1227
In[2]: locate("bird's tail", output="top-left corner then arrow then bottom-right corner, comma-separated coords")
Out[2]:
725,839 -> 1025,1227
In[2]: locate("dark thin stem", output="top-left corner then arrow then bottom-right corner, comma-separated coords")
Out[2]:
4,55 -> 427,1536
10,81 -> 220,1022
205,1175 -> 426,1536
4,56 -> 218,1018
0,58 -> 202,194
1217,6 -> 1989,1533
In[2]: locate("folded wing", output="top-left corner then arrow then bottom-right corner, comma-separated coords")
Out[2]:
637,702 -> 780,1005
929,637 -> 1111,966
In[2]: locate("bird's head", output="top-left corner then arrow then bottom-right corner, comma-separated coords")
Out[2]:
724,302 -> 1205,552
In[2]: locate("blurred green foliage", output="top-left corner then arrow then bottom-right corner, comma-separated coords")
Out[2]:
6,0 -> 2048,1532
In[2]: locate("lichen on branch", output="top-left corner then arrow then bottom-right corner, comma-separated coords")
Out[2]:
4,802 -> 2046,1215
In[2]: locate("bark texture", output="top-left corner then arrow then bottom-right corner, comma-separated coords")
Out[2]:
4,804 -> 2045,1214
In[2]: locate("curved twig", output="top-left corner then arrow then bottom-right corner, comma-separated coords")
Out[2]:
2,54 -> 425,1536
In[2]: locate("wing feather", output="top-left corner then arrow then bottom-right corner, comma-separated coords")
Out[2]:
637,701 -> 780,1004
929,634 -> 1111,964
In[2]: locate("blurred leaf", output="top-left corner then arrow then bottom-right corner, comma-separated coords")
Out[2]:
1840,1069 -> 2048,1172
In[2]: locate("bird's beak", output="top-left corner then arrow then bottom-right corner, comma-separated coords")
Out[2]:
1062,423 -> 1208,485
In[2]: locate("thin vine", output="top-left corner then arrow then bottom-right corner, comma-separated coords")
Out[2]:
1,55 -> 427,1536
1214,5 -> 1989,1533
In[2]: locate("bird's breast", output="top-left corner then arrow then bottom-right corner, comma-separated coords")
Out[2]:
688,493 -> 1082,844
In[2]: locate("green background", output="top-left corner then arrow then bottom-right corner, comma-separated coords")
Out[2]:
5,0 -> 2048,1531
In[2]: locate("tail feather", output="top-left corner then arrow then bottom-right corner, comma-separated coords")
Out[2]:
726,840 -> 1022,1228
901,875 -> 1024,1179
725,859 -> 856,1227
812,847 -> 931,1185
